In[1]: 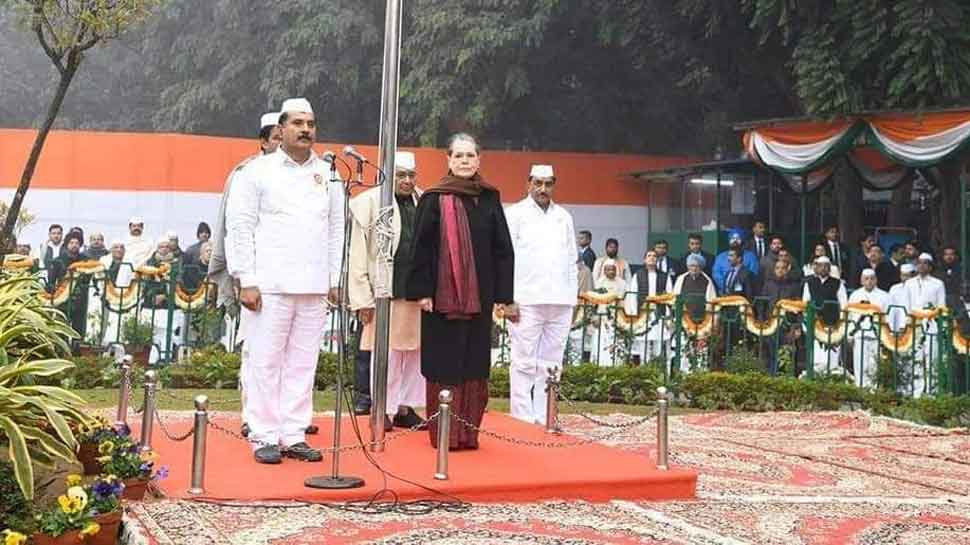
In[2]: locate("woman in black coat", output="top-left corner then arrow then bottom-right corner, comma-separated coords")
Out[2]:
406,133 -> 515,450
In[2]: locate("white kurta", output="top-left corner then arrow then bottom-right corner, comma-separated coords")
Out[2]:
124,236 -> 154,269
226,148 -> 345,449
847,286 -> 889,388
623,271 -> 674,366
802,278 -> 847,375
592,276 -> 626,366
505,197 -> 577,424
905,274 -> 947,397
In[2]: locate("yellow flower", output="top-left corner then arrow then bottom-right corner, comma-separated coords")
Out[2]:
139,450 -> 159,462
96,455 -> 112,464
79,522 -> 101,538
98,440 -> 115,455
66,474 -> 82,487
57,494 -> 73,513
3,529 -> 28,545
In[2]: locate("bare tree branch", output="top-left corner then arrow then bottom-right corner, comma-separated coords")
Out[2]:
31,4 -> 65,73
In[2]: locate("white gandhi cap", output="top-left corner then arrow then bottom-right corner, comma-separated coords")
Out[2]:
260,112 -> 280,129
165,230 -> 178,239
395,151 -> 416,171
530,164 -> 555,179
129,216 -> 144,225
280,97 -> 313,115
918,252 -> 933,262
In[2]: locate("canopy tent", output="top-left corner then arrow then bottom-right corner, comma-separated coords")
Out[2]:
738,108 -> 970,284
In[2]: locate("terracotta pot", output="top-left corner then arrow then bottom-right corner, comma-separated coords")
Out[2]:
32,529 -> 88,545
121,477 -> 149,500
90,510 -> 122,545
31,512 -> 121,545
125,345 -> 151,365
77,441 -> 102,475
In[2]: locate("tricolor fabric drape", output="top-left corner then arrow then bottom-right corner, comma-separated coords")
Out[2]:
743,110 -> 970,188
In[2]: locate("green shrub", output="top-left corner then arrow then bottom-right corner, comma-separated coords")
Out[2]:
0,461 -> 32,534
314,351 -> 340,390
121,315 -> 154,346
679,371 -> 865,411
489,367 -> 510,398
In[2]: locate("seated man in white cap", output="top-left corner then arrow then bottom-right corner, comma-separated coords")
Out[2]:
209,110 -> 283,437
227,97 -> 343,464
802,255 -> 847,376
166,230 -> 183,261
124,217 -> 153,268
504,164 -> 578,424
887,263 -> 915,333
848,268 -> 889,388
905,253 -> 947,397
348,150 -> 426,431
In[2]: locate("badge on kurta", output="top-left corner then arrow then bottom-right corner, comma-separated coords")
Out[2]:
314,173 -> 324,186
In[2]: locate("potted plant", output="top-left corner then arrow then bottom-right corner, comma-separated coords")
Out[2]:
96,435 -> 167,500
33,477 -> 111,545
0,276 -> 89,502
1,461 -> 33,545
74,417 -> 128,476
120,316 -> 153,365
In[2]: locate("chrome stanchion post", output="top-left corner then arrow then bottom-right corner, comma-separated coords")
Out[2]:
656,386 -> 669,470
188,395 -> 208,495
434,389 -> 452,480
116,355 -> 133,428
545,367 -> 561,434
139,370 -> 157,453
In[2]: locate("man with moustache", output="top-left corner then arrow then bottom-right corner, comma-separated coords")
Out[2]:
124,217 -> 154,268
348,151 -> 426,431
505,164 -> 577,425
227,98 -> 344,464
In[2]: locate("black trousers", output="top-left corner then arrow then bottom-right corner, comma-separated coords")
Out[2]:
354,319 -> 371,399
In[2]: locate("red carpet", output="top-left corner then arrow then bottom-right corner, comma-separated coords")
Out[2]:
144,411 -> 697,503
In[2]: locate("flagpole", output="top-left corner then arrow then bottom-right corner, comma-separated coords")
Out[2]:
370,0 -> 405,451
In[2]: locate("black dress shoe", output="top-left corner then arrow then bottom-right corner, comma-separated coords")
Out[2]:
254,445 -> 282,464
393,407 -> 425,429
305,424 -> 319,435
283,442 -> 323,462
354,397 -> 372,416
241,423 -> 250,437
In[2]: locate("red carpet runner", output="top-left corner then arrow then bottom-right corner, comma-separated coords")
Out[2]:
146,411 -> 697,503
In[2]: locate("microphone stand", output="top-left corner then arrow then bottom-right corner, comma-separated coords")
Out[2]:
305,153 -> 364,490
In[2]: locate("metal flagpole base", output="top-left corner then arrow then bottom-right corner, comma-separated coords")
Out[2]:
304,476 -> 365,489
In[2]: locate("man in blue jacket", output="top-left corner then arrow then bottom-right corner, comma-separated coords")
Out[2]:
712,229 -> 759,293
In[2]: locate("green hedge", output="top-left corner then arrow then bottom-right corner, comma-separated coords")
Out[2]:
53,347 -> 970,428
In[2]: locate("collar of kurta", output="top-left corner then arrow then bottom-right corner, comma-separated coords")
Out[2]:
523,196 -> 556,213
276,147 -> 320,167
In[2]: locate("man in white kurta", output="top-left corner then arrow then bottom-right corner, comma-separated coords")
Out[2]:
348,151 -> 425,431
209,111 -> 282,435
847,269 -> 889,389
906,253 -> 947,397
624,250 -> 674,366
226,98 -> 343,464
505,165 -> 578,425
124,217 -> 154,269
802,256 -> 847,376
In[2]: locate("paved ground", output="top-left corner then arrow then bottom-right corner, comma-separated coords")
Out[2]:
124,410 -> 970,544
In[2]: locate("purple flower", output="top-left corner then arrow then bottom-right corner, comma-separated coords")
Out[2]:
114,423 -> 131,437
155,466 -> 169,481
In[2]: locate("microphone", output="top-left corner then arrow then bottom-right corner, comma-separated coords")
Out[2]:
321,150 -> 336,163
342,145 -> 368,163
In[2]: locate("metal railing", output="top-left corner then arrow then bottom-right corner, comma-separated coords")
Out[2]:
493,291 -> 969,397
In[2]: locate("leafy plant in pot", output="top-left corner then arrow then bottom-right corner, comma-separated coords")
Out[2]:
32,474 -> 123,545
0,276 -> 90,501
74,417 -> 128,476
120,316 -> 153,365
95,434 -> 167,500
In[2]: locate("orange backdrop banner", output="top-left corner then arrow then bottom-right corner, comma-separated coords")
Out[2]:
0,129 -> 690,206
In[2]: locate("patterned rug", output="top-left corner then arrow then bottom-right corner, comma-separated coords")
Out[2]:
124,411 -> 970,544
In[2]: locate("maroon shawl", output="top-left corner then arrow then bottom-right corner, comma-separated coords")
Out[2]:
428,173 -> 493,320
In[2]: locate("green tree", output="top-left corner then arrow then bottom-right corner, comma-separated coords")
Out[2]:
2,0 -> 159,251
